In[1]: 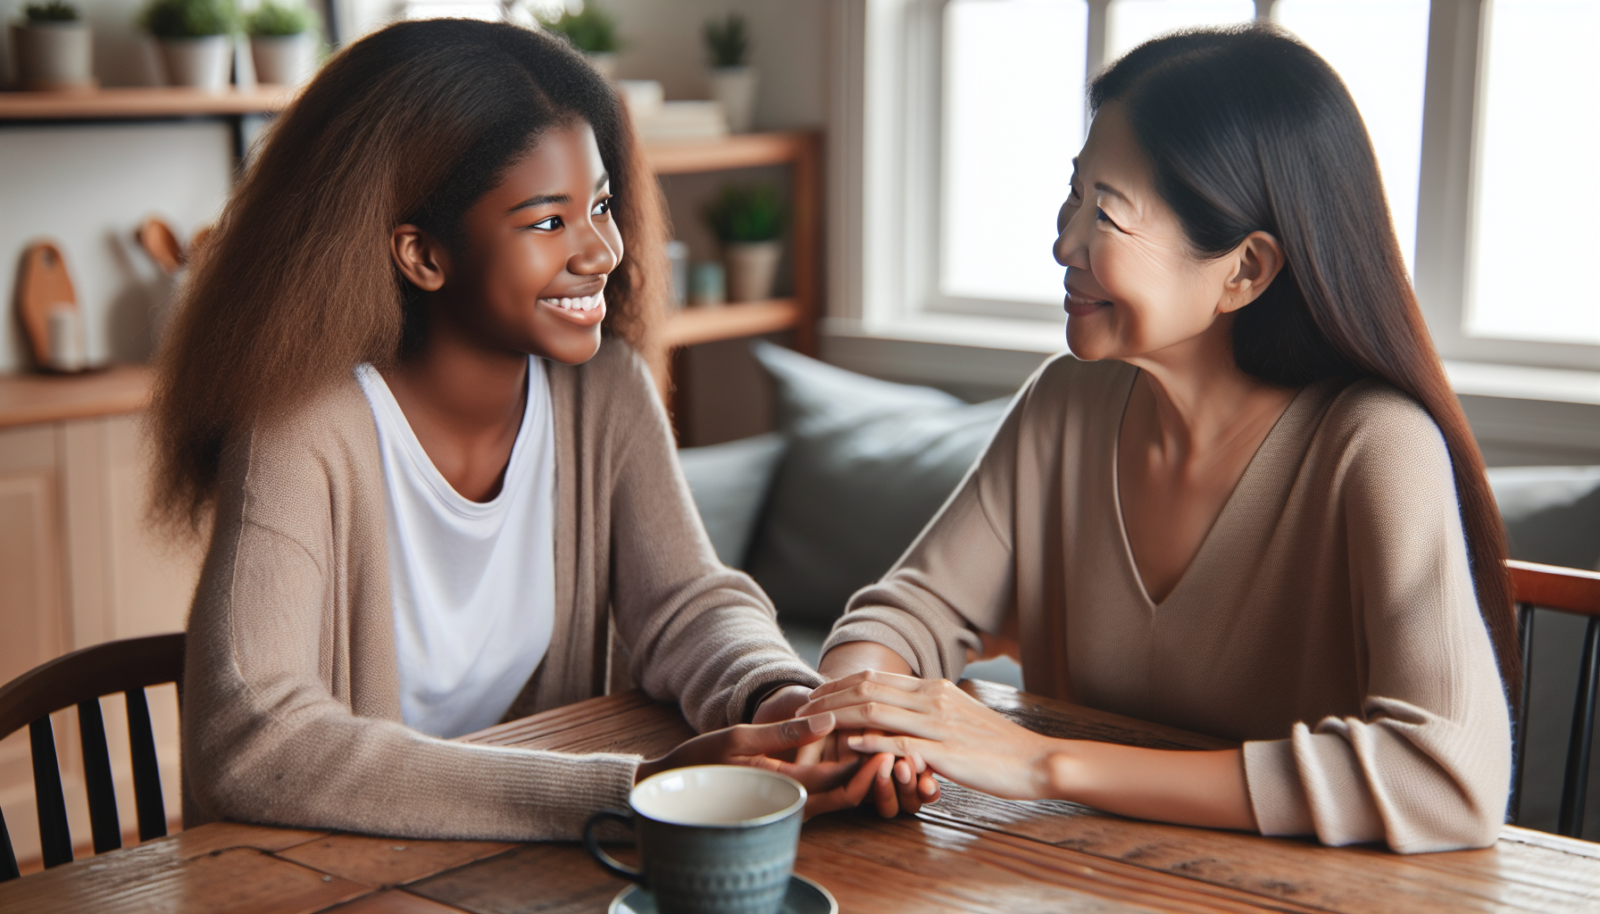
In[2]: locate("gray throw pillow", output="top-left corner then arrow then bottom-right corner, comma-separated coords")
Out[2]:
678,432 -> 787,568
745,341 -> 1011,627
1487,466 -> 1600,570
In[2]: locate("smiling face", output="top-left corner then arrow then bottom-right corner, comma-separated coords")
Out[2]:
393,120 -> 623,366
1053,103 -> 1270,367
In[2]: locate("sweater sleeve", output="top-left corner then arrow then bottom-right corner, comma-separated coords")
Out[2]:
820,378 -> 1027,679
603,350 -> 822,733
1242,394 -> 1512,853
184,434 -> 640,842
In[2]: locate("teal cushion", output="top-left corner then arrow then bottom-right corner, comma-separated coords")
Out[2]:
745,342 -> 1010,627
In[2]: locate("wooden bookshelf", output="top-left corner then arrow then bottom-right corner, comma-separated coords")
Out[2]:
663,299 -> 803,350
647,131 -> 821,375
0,86 -> 296,120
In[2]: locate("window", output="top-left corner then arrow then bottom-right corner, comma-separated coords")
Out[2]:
840,0 -> 1600,373
1467,0 -> 1600,346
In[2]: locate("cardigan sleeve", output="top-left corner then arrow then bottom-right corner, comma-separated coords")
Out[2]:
183,427 -> 640,842
820,378 -> 1028,679
602,349 -> 822,732
1242,391 -> 1512,853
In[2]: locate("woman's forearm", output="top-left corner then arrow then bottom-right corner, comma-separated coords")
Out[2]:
1043,742 -> 1257,831
816,640 -> 915,681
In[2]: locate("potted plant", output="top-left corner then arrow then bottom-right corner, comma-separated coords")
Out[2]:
704,182 -> 786,303
245,0 -> 314,85
11,0 -> 94,91
538,3 -> 619,81
703,12 -> 755,133
142,0 -> 236,91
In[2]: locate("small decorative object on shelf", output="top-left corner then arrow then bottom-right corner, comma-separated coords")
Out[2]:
704,181 -> 785,303
11,0 -> 95,91
703,12 -> 755,133
538,2 -> 619,81
689,261 -> 725,308
245,0 -> 316,86
666,239 -> 689,309
142,0 -> 236,91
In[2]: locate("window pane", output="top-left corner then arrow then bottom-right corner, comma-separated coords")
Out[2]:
1274,0 -> 1429,275
1467,0 -> 1600,344
941,0 -> 1088,305
1105,0 -> 1255,62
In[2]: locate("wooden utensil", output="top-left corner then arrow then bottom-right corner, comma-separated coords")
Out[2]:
16,241 -> 84,372
137,217 -> 185,275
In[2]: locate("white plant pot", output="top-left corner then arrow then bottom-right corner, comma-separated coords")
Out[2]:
11,22 -> 94,91
250,33 -> 315,85
709,65 -> 758,133
158,35 -> 232,91
584,51 -> 616,82
723,240 -> 782,303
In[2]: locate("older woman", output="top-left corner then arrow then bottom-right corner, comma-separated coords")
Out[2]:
798,25 -> 1515,854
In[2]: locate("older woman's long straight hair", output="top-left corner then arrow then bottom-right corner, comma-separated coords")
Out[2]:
150,18 -> 670,532
1091,25 -> 1520,704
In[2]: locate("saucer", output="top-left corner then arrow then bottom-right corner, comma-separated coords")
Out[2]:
609,874 -> 838,914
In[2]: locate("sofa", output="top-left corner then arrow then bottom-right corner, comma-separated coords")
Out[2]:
677,342 -> 1600,838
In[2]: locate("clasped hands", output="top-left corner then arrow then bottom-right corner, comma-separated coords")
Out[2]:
642,670 -> 1055,820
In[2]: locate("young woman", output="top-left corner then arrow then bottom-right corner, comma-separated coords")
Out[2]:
797,25 -> 1515,854
152,19 -> 885,840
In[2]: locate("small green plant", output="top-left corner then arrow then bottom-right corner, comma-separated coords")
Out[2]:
703,12 -> 747,68
24,0 -> 80,22
704,183 -> 786,244
142,0 -> 235,37
245,0 -> 310,36
539,3 -> 619,54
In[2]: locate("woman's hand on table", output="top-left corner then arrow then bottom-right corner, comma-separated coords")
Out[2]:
635,711 -> 893,820
796,670 -> 1258,831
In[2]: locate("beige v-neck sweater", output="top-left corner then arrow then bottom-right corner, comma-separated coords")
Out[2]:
824,355 -> 1511,853
182,340 -> 821,841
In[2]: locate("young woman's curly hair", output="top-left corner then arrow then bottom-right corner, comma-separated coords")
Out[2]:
149,19 -> 670,533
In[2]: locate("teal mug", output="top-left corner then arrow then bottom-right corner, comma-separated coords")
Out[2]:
584,765 -> 806,914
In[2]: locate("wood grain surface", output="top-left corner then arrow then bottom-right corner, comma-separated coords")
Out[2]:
2,682 -> 1595,913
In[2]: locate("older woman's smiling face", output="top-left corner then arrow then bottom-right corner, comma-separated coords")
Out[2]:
1052,102 -> 1258,366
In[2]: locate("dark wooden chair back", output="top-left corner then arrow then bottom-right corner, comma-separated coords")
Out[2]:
1508,560 -> 1600,837
0,633 -> 184,881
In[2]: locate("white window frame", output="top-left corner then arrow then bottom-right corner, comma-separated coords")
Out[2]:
826,0 -> 1600,375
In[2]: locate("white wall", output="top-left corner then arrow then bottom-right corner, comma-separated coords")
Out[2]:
0,123 -> 232,372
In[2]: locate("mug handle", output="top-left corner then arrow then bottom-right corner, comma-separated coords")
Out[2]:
583,809 -> 644,884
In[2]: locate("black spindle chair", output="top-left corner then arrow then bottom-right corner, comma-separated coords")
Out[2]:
0,633 -> 184,880
1508,560 -> 1600,838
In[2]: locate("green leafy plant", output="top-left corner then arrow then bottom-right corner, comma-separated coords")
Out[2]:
142,0 -> 235,37
539,3 -> 619,54
704,182 -> 786,244
245,0 -> 310,36
24,0 -> 81,22
703,12 -> 747,68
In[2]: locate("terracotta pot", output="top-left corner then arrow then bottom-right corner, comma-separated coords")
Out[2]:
709,65 -> 758,133
11,22 -> 94,91
723,240 -> 782,303
158,35 -> 231,90
250,32 -> 314,85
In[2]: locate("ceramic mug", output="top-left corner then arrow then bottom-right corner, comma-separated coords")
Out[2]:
584,765 -> 806,914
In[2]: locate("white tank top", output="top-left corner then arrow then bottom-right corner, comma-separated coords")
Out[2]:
355,359 -> 556,738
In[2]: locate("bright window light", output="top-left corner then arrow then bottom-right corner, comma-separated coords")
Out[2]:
1105,0 -> 1254,62
940,0 -> 1088,305
1274,0 -> 1429,275
1467,0 -> 1600,345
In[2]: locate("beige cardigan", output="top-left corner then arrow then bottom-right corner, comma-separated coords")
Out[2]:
825,355 -> 1511,853
183,340 -> 820,841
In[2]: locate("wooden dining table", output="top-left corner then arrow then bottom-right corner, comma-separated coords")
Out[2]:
1,679 -> 1596,913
